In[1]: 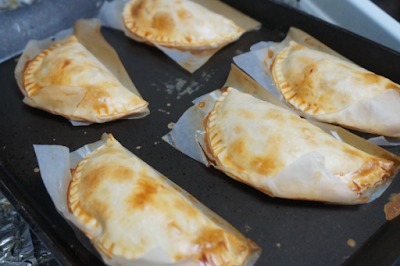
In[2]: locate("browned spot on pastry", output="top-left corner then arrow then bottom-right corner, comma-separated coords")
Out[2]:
177,8 -> 193,19
89,198 -> 113,220
185,36 -> 192,43
79,85 -> 112,115
268,48 -> 274,58
211,139 -> 222,148
76,51 -> 88,58
173,197 -> 198,218
239,110 -> 257,120
281,83 -> 290,89
385,82 -> 400,92
62,59 -> 72,69
187,194 -> 197,204
230,138 -> 245,156
126,177 -> 158,210
359,72 -> 380,85
168,220 -> 182,233
171,184 -> 181,192
198,101 -> 205,108
262,109 -> 283,121
234,125 -> 242,134
304,37 -> 315,47
211,217 -> 223,225
131,0 -> 147,17
80,161 -> 134,202
152,12 -> 176,34
180,228 -> 248,264
343,146 -> 363,158
250,155 -> 282,175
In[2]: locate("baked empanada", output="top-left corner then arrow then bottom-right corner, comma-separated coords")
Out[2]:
271,41 -> 400,115
22,36 -> 148,123
203,87 -> 395,203
67,134 -> 255,265
122,0 -> 244,48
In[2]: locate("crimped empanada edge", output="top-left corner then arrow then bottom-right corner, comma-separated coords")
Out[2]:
122,0 -> 244,49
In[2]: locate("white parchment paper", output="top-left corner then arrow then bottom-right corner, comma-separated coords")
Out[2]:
15,19 -> 150,126
163,64 -> 400,204
99,0 -> 260,73
34,133 -> 260,266
233,27 -> 400,145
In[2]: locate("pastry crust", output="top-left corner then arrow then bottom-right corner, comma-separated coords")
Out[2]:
122,0 -> 244,48
203,87 -> 394,199
22,36 -> 148,122
271,41 -> 400,115
67,134 -> 253,265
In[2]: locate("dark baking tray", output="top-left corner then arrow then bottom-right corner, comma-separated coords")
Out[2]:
1,0 -> 400,265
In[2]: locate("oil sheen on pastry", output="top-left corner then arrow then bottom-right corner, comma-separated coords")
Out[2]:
203,87 -> 394,201
67,134 -> 255,265
271,41 -> 400,115
22,36 -> 148,122
122,0 -> 244,48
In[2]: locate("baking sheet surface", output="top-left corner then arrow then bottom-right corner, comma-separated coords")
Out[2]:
1,8 -> 400,266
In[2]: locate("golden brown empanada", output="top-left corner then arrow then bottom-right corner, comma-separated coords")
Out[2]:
22,36 -> 148,123
271,41 -> 400,115
122,0 -> 244,48
203,87 -> 395,203
67,134 -> 256,265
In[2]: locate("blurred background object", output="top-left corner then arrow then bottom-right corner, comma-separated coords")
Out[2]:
273,0 -> 400,53
0,0 -> 38,13
0,0 -> 104,64
0,191 -> 55,266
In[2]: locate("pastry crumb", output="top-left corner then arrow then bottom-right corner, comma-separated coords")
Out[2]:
168,122 -> 175,129
167,112 -> 170,115
347,239 -> 356,247
236,49 -> 243,55
167,103 -> 171,106
84,132 -> 87,134
276,243 -> 281,248
53,139 -> 56,141
244,224 -> 251,232
136,146 -> 141,150
2,146 -> 5,150
158,109 -> 166,113
34,167 -> 40,173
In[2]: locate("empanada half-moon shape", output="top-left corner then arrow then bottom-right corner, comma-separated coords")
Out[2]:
22,36 -> 148,122
67,134 -> 254,265
271,41 -> 400,115
203,87 -> 394,200
122,0 -> 244,48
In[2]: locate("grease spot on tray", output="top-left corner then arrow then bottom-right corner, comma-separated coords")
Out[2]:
163,71 -> 214,99
384,193 -> 400,220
